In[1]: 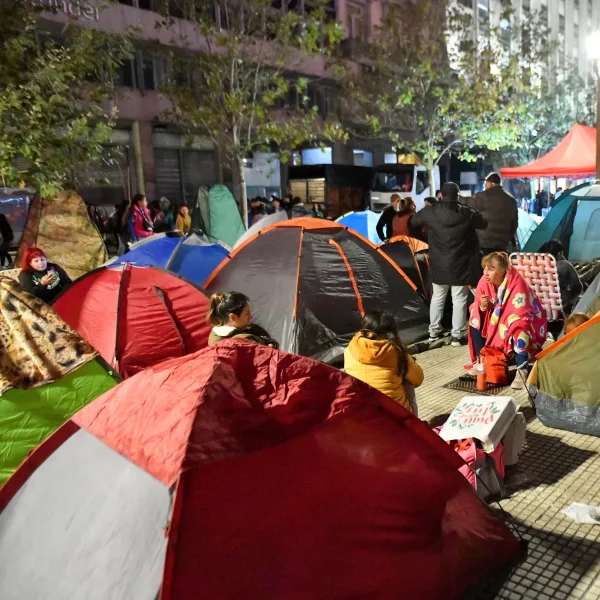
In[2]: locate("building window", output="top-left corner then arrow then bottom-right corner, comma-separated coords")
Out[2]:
540,2 -> 548,23
478,0 -> 489,28
117,58 -> 137,88
559,14 -> 565,34
458,0 -> 473,7
137,0 -> 154,10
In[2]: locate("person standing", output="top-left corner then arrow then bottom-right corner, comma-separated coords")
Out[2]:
376,194 -> 401,242
410,182 -> 487,346
128,194 -> 154,242
466,172 -> 518,254
0,214 -> 14,267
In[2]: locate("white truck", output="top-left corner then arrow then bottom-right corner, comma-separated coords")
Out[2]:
368,164 -> 440,213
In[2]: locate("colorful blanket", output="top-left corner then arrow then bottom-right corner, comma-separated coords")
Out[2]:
469,268 -> 547,361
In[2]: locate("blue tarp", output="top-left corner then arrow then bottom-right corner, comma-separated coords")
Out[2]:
110,233 -> 229,288
336,210 -> 380,245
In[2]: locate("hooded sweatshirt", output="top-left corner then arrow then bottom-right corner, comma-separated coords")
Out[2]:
344,332 -> 423,411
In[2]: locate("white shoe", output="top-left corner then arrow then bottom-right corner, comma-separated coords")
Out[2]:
467,364 -> 478,377
511,371 -> 526,390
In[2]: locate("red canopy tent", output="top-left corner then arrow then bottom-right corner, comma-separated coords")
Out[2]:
501,123 -> 597,178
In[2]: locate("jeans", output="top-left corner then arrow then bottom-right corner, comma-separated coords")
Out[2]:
429,283 -> 469,339
470,325 -> 528,369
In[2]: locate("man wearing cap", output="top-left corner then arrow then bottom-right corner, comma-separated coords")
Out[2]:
466,173 -> 518,255
410,182 -> 487,347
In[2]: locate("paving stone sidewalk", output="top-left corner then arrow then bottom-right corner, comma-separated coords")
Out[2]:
415,344 -> 600,600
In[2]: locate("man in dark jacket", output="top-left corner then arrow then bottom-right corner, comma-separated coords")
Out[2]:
376,194 -> 401,242
410,182 -> 487,346
465,172 -> 518,255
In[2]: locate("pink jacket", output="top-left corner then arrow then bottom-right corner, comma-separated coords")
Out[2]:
133,206 -> 153,239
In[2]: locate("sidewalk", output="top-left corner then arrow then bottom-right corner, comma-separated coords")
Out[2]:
415,344 -> 600,600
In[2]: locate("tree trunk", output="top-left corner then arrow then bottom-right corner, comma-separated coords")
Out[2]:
233,155 -> 249,228
428,162 -> 436,197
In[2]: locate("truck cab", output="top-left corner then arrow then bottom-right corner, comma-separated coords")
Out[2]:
369,164 -> 440,213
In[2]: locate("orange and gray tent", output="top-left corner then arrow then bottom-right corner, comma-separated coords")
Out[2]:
529,312 -> 600,436
379,235 -> 431,300
0,341 -> 520,600
53,264 -> 211,379
16,189 -> 108,279
205,218 -> 430,361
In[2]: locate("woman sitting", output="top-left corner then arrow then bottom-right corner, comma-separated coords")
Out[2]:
344,309 -> 423,414
468,252 -> 547,390
18,247 -> 71,304
175,204 -> 192,235
207,292 -> 278,348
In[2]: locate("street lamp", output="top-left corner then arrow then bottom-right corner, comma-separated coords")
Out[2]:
586,33 -> 600,182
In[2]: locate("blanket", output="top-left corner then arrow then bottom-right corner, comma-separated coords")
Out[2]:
469,268 -> 547,362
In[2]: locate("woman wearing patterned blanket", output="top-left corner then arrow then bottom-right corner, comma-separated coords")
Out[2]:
468,252 -> 548,390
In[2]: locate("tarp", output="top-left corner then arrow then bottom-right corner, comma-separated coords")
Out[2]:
0,277 -> 117,485
234,210 -> 288,249
205,218 -> 430,362
109,233 -> 229,288
0,341 -> 520,600
532,312 -> 600,436
16,190 -> 108,279
53,264 -> 211,379
335,210 -> 381,245
523,183 -> 600,262
573,270 -> 600,317
501,124 -> 597,178
208,185 -> 245,247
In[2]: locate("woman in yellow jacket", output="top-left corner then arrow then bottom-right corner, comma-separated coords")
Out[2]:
344,309 -> 424,414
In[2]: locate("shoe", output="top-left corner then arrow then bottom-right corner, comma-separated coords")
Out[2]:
511,370 -> 527,390
428,335 -> 443,344
466,363 -> 478,377
450,337 -> 467,347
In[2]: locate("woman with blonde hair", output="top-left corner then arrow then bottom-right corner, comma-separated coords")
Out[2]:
468,252 -> 547,389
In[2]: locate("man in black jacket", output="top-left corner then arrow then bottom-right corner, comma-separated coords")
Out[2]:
410,182 -> 487,346
376,194 -> 401,242
465,172 -> 518,254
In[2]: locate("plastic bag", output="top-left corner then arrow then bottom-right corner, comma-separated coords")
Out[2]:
562,503 -> 600,524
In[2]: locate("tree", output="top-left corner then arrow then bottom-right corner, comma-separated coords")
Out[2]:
491,13 -> 596,168
164,0 -> 347,226
340,0 -> 524,192
0,1 -> 132,196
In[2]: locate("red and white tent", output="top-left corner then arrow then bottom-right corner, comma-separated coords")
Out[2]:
501,123 -> 597,179
0,341 -> 520,600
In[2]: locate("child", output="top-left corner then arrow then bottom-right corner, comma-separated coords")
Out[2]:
207,292 -> 279,348
344,309 -> 423,414
564,313 -> 589,335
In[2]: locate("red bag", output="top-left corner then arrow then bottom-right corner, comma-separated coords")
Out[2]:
480,346 -> 509,385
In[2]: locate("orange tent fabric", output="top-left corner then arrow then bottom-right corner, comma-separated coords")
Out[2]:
0,341 -> 521,600
501,124 -> 597,178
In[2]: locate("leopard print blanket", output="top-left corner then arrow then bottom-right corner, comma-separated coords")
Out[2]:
0,277 -> 97,395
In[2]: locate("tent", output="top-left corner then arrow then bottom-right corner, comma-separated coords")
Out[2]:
234,210 -> 288,249
523,183 -> 600,262
53,264 -> 211,379
109,233 -> 229,288
205,218 -> 430,362
501,124 -> 597,179
572,270 -> 600,317
0,277 -> 117,485
517,208 -> 539,249
0,341 -> 521,600
335,209 -> 381,245
208,185 -> 246,247
379,235 -> 431,300
16,189 -> 108,279
529,312 -> 600,436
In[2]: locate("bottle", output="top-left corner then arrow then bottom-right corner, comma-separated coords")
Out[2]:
476,362 -> 486,392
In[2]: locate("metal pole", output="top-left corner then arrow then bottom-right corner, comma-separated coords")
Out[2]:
596,61 -> 600,182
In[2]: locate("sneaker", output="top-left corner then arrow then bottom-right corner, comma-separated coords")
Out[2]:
450,336 -> 467,347
466,363 -> 478,377
427,335 -> 443,344
510,370 -> 527,390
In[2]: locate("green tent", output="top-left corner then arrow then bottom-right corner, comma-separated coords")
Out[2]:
208,185 -> 245,248
531,312 -> 600,437
523,183 -> 600,261
0,277 -> 119,485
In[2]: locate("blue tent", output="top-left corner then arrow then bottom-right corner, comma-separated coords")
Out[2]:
335,210 -> 381,245
110,233 -> 229,288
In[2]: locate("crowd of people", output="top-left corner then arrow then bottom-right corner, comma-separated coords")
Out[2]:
249,194 -> 324,226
